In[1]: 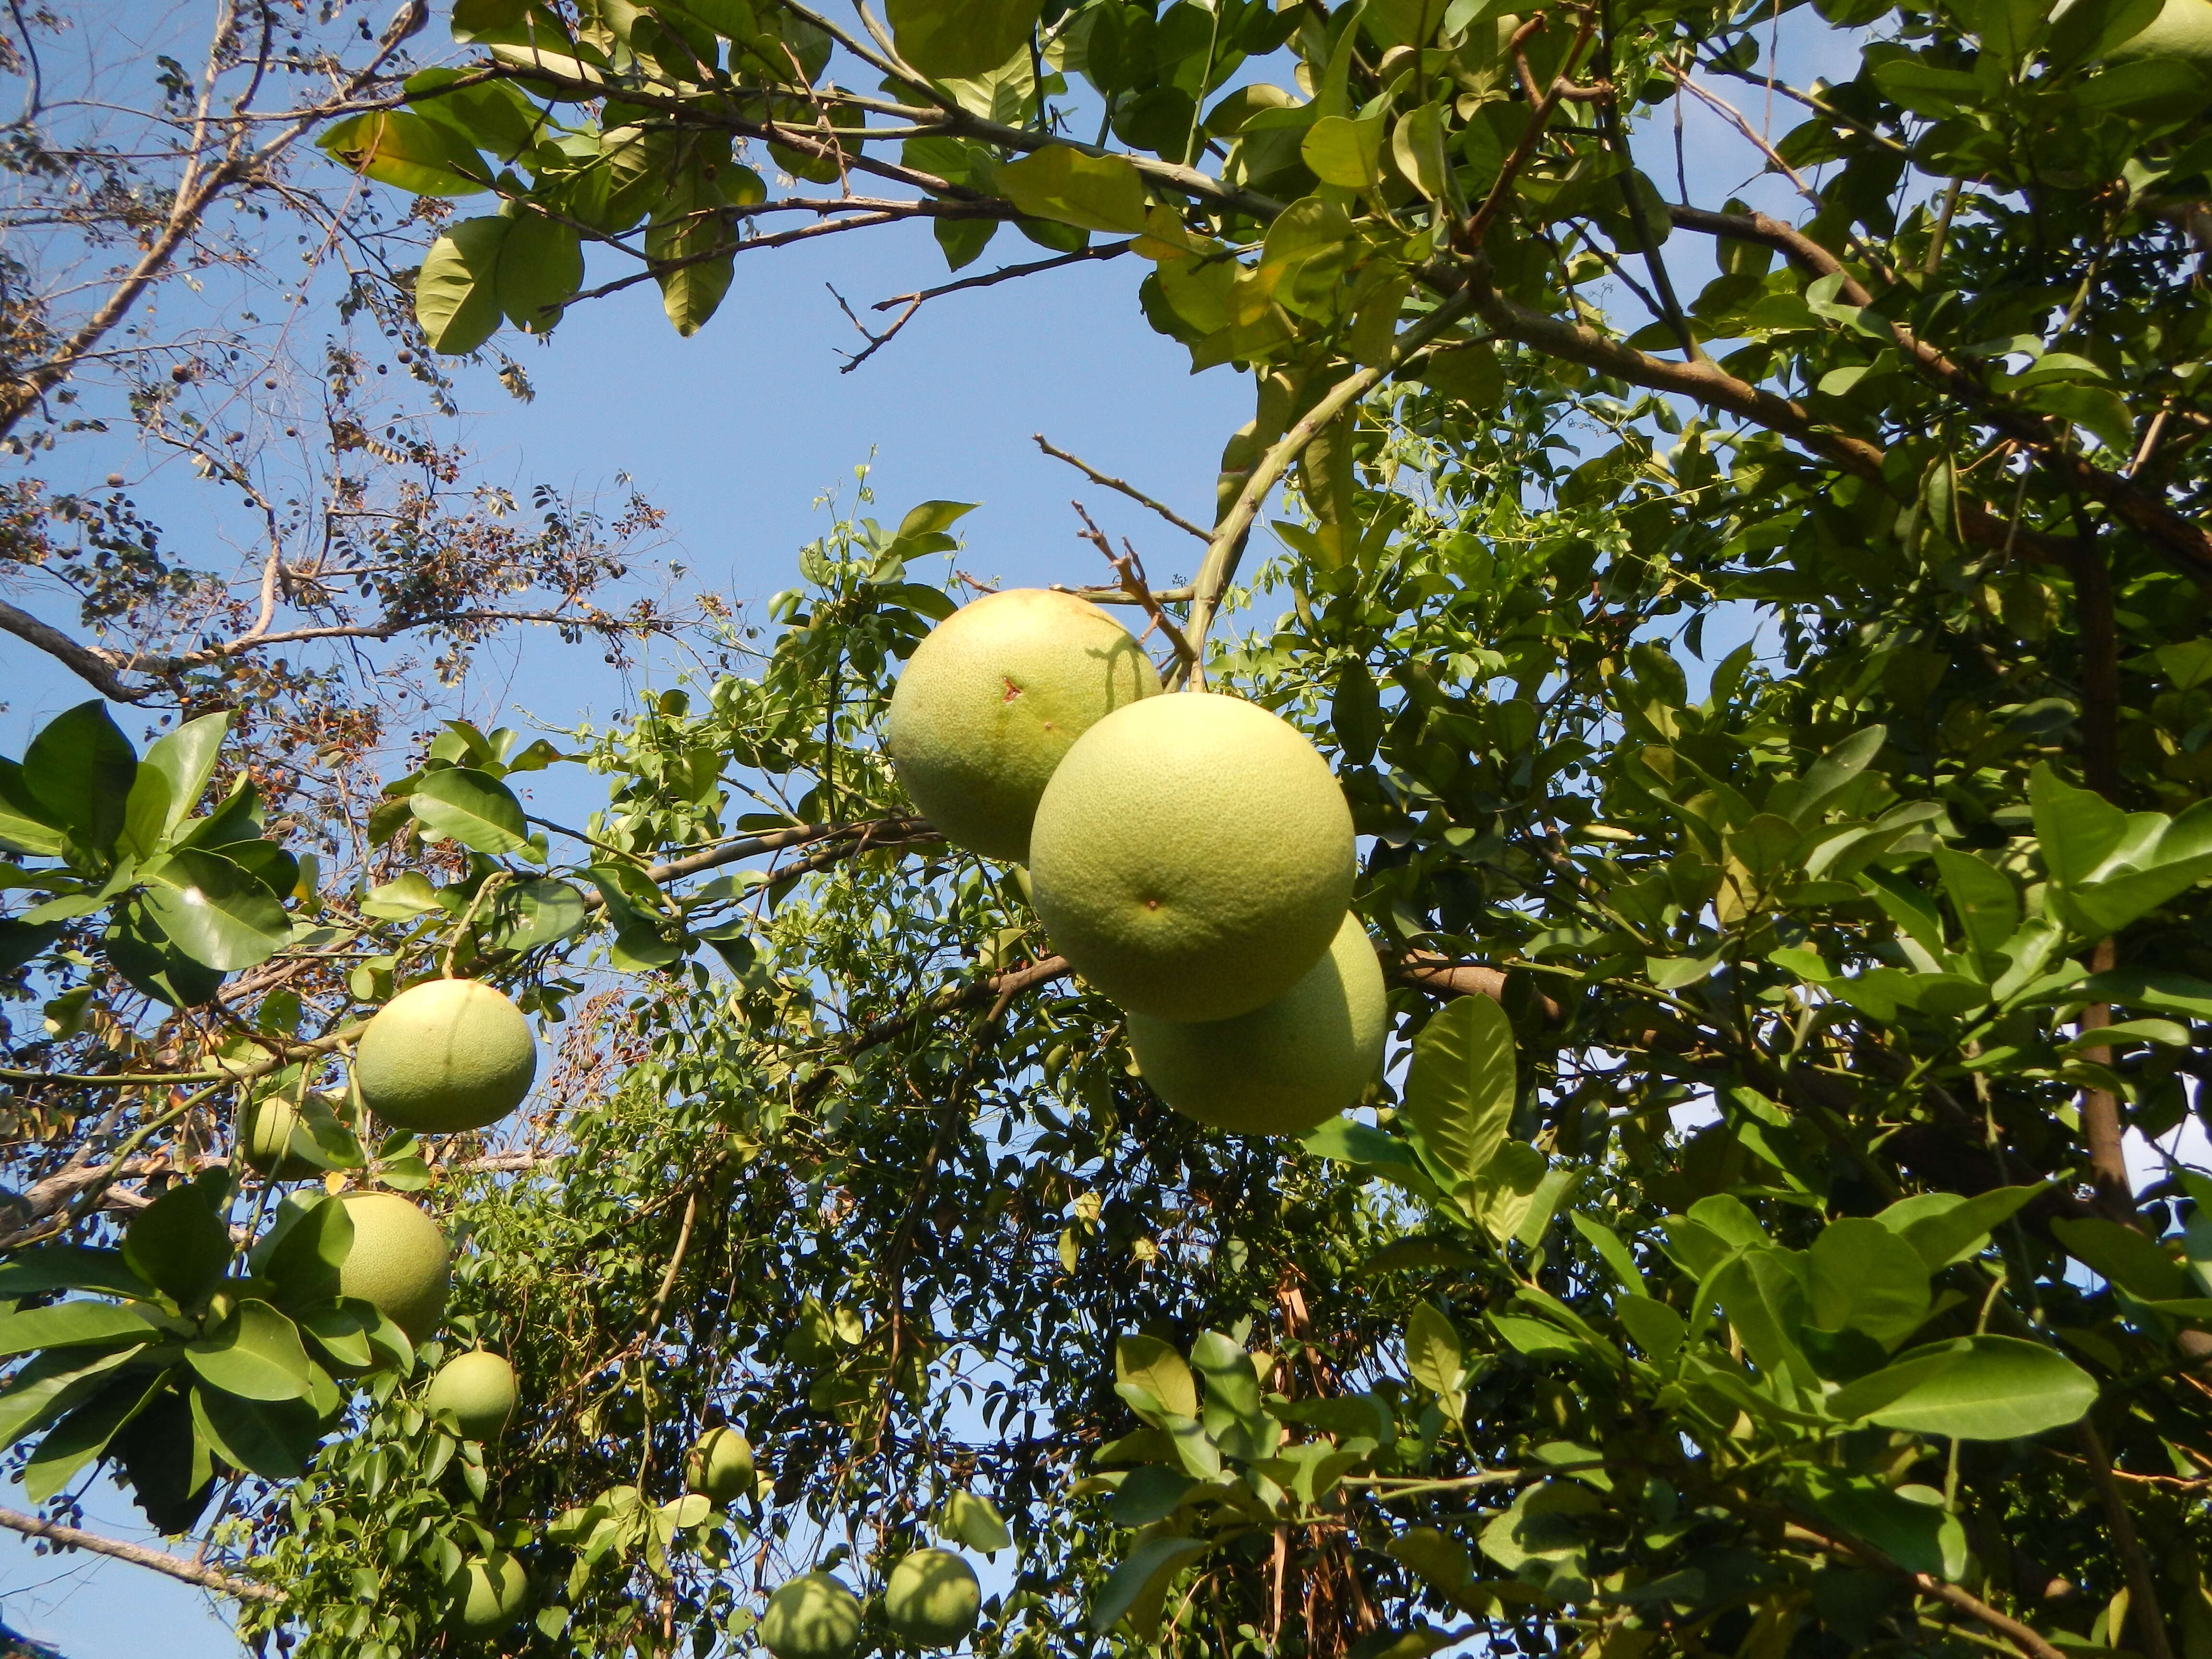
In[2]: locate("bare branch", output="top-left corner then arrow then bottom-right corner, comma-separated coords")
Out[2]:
0,1505 -> 283,1603
1034,433 -> 1211,542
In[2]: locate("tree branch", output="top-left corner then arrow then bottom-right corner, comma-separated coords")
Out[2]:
1034,434 -> 1212,543
0,1504 -> 283,1602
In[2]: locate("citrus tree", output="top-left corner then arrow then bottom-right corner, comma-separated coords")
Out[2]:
6,1 -> 2212,1659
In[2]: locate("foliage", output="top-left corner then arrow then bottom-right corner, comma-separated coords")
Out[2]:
6,2 -> 2212,1659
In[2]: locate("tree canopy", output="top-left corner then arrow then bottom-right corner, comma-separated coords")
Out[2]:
5,1 -> 2212,1659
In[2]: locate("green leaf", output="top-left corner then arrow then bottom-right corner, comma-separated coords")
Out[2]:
124,1181 -> 234,1308
885,0 -> 1044,78
137,848 -> 289,972
0,1346 -> 147,1452
1404,1303 -> 1465,1402
2029,762 -> 2127,893
1115,1334 -> 1198,1422
1802,1476 -> 1966,1580
940,1488 -> 1012,1555
0,758 -> 64,856
0,1299 -> 160,1358
994,147 -> 1148,233
497,207 -> 583,333
892,499 -> 980,543
2024,381 -> 2134,455
410,768 -> 534,858
361,870 -> 445,920
0,1247 -> 151,1299
2079,967 -> 2212,1021
1088,1534 -> 1211,1636
1932,847 -> 2020,960
1569,1213 -> 1647,1296
1877,1185 -> 2043,1268
2051,1216 -> 2196,1301
184,1301 -> 319,1403
1303,112 -> 1385,189
141,712 -> 229,839
188,1381 -> 319,1480
320,109 -> 492,196
416,216 -> 510,354
1806,1218 -> 1931,1345
253,1191 -> 354,1307
646,169 -> 734,337
501,877 -> 588,950
1827,1335 -> 2098,1440
22,700 -> 137,857
1402,995 -> 1517,1194
23,1372 -> 166,1504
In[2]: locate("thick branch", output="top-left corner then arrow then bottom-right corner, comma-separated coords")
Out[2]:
0,1505 -> 283,1601
0,599 -> 144,700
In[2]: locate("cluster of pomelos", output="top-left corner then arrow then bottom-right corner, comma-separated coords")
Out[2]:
240,973 -> 986,1647
886,588 -> 1388,1138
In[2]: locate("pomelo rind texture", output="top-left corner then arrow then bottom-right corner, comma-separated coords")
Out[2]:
355,977 -> 536,1134
1128,913 -> 1387,1135
886,588 -> 1160,863
452,1553 -> 529,1633
425,1349 -> 516,1441
237,1092 -> 327,1182
760,1572 -> 863,1659
1030,692 -> 1354,1022
337,1191 -> 450,1342
687,1426 -> 755,1504
884,1549 -> 981,1647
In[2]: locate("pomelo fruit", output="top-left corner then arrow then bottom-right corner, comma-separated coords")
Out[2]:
337,1191 -> 450,1342
1029,692 -> 1355,1022
1127,913 -> 1388,1135
236,1090 -> 342,1181
886,588 -> 1161,863
354,977 -> 536,1135
760,1572 -> 863,1659
425,1349 -> 517,1441
686,1425 -> 755,1504
884,1548 -> 981,1647
449,1552 -> 529,1634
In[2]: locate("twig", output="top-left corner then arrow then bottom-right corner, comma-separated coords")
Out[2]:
835,240 -> 1135,374
1035,434 -> 1211,542
1069,503 -> 1195,672
643,1188 -> 700,1335
1176,288 -> 1482,684
2077,1419 -> 2176,1659
1775,1514 -> 2066,1659
0,1505 -> 282,1601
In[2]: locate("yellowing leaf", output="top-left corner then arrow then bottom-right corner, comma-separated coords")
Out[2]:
994,147 -> 1149,234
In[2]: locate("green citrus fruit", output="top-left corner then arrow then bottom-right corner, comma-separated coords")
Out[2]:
2106,0 -> 2212,64
884,1549 -> 982,1647
337,1191 -> 450,1342
1030,692 -> 1355,1022
886,588 -> 1160,863
760,1572 -> 863,1659
449,1552 -> 529,1634
237,1090 -> 343,1181
425,1349 -> 517,1442
686,1425 -> 755,1504
1127,913 -> 1387,1135
354,977 -> 536,1135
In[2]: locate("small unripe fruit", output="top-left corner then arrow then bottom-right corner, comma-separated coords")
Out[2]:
760,1573 -> 862,1659
354,978 -> 537,1135
337,1191 -> 449,1342
425,1349 -> 517,1442
884,1549 -> 982,1647
685,1426 -> 754,1505
449,1553 -> 529,1634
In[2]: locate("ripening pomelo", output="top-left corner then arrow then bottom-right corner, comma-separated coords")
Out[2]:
1127,913 -> 1387,1135
337,1191 -> 450,1342
237,1090 -> 343,1181
886,588 -> 1160,863
884,1549 -> 982,1647
686,1425 -> 755,1505
1029,692 -> 1355,1022
354,977 -> 536,1135
449,1552 -> 529,1634
425,1349 -> 517,1442
760,1572 -> 863,1659
2104,0 -> 2212,65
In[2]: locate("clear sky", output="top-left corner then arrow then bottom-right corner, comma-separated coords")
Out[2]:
0,9 -> 1865,1654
